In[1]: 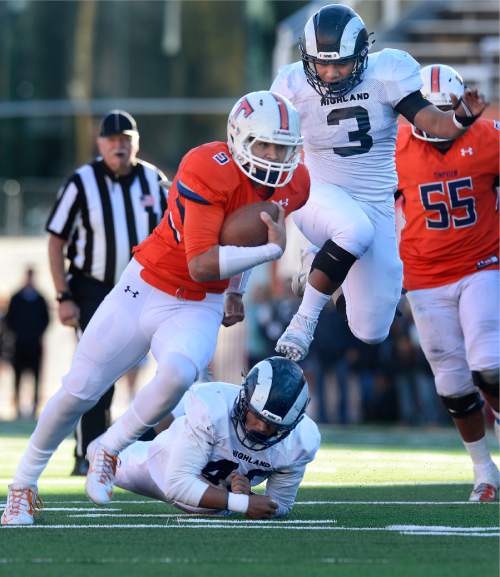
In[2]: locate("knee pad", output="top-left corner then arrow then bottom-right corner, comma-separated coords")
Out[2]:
439,392 -> 484,419
311,239 -> 357,285
472,370 -> 499,398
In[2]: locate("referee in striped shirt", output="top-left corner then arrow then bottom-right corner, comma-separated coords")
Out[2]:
46,110 -> 168,475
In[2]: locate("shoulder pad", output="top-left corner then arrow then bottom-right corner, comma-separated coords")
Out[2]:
372,49 -> 421,84
271,62 -> 304,101
184,382 -> 239,430
179,142 -> 242,202
286,416 -> 321,465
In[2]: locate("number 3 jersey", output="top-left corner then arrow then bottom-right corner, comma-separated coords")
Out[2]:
396,119 -> 499,291
271,49 -> 422,202
144,382 -> 320,517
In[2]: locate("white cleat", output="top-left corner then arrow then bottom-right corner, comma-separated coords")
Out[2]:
275,312 -> 318,361
85,441 -> 119,505
1,485 -> 42,526
469,483 -> 498,502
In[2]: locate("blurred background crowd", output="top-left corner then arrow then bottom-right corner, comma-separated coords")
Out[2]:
0,0 -> 498,426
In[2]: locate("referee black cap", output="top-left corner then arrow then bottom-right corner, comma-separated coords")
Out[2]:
99,110 -> 138,137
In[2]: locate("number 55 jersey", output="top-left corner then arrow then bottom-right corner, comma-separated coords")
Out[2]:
271,49 -> 422,201
396,119 -> 499,291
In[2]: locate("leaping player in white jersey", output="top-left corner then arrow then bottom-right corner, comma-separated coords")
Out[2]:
112,357 -> 320,518
272,4 -> 489,361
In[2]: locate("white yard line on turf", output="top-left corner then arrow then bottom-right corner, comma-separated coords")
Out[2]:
400,531 -> 499,537
1,499 -> 495,507
43,507 -> 122,511
67,515 -> 336,522
295,500 -> 497,505
2,524 -> 498,536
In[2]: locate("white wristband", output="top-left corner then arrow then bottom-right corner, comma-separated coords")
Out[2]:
219,243 -> 283,279
227,492 -> 249,513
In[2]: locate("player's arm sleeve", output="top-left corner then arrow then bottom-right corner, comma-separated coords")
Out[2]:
45,176 -> 82,240
395,91 -> 432,124
265,419 -> 321,517
183,198 -> 226,261
176,171 -> 228,262
265,465 -> 306,517
160,395 -> 217,506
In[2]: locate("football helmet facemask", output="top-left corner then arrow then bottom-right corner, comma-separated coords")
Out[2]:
231,356 -> 310,451
412,64 -> 465,142
227,91 -> 303,188
300,4 -> 370,98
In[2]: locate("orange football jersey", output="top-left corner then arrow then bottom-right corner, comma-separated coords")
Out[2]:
396,119 -> 499,291
134,141 -> 310,299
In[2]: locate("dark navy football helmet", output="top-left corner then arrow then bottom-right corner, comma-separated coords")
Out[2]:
299,4 -> 371,98
231,356 -> 310,451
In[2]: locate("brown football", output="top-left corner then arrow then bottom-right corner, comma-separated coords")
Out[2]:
219,201 -> 279,247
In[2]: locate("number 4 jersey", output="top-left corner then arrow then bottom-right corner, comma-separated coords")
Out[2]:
396,119 -> 499,291
138,382 -> 320,517
271,49 -> 422,201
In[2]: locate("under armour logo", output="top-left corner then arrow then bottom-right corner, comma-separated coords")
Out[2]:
460,147 -> 473,156
124,285 -> 139,298
278,198 -> 289,207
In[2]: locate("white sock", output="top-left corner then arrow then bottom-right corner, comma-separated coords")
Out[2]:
297,282 -> 331,321
463,436 -> 493,466
13,387 -> 94,486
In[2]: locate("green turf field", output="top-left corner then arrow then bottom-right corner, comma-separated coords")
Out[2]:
0,421 -> 498,577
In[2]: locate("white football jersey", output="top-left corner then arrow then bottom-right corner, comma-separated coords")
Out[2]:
146,382 -> 320,516
271,49 -> 422,201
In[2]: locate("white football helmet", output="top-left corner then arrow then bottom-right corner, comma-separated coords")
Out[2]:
412,64 -> 465,142
227,90 -> 303,187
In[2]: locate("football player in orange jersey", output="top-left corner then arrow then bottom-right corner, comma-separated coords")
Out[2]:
396,65 -> 499,502
1,91 -> 310,526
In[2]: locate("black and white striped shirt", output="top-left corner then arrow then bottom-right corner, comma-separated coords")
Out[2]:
46,158 -> 168,286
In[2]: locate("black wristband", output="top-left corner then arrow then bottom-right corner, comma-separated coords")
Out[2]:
452,112 -> 478,129
56,291 -> 73,303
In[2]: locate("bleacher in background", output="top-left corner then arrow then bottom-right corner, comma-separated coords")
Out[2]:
377,0 -> 500,102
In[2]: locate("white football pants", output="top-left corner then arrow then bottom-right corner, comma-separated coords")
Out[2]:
293,182 -> 402,343
63,258 -> 224,402
406,270 -> 499,397
12,259 -> 224,485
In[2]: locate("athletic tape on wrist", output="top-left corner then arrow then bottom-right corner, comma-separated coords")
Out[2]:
227,492 -> 249,513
